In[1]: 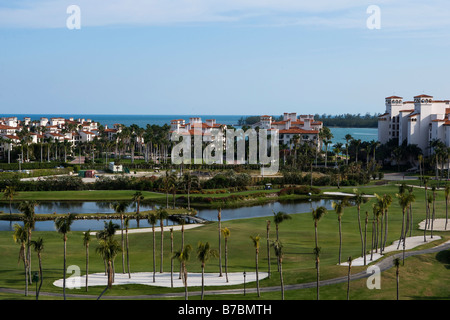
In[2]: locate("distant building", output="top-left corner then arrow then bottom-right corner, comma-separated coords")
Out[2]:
378,94 -> 450,155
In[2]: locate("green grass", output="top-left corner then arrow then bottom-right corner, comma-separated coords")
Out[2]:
0,183 -> 449,300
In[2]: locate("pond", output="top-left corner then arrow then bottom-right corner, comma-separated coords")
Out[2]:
0,198 -> 334,232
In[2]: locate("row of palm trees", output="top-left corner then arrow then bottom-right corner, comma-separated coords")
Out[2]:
10,183 -> 446,300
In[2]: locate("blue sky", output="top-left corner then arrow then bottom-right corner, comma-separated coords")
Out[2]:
0,0 -> 449,116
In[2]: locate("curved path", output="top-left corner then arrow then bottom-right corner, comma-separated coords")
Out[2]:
1,240 -> 449,300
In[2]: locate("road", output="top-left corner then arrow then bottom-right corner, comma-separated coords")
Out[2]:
1,240 -> 448,300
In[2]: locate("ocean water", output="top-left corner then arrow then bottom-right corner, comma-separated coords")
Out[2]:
0,114 -> 377,144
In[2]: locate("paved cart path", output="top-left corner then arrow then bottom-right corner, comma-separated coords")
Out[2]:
1,240 -> 449,300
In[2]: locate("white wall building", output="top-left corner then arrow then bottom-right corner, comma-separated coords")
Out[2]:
378,94 -> 450,155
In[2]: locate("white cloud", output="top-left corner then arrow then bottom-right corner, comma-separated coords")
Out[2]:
0,0 -> 449,31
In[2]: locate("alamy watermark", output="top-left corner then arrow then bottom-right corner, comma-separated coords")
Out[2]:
171,127 -> 280,175
366,5 -> 381,30
66,5 -> 81,30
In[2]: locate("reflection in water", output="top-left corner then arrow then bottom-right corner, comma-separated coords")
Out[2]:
0,199 -> 334,232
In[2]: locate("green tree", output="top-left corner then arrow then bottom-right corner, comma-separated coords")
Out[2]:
147,212 -> 157,282
30,237 -> 44,300
2,186 -> 18,217
83,230 -> 91,291
12,223 -> 28,296
111,201 -> 127,274
312,206 -> 327,249
132,191 -> 144,215
313,246 -> 321,300
54,213 -> 76,300
250,235 -> 261,297
197,241 -> 218,300
221,227 -> 231,283
173,244 -> 193,300
332,200 -> 348,264
393,257 -> 401,300
156,208 -> 169,273
271,240 -> 285,300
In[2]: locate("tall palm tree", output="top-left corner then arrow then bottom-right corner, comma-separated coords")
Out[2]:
445,184 -> 450,230
273,211 -> 291,242
156,208 -> 169,273
312,206 -> 327,249
54,212 -> 76,300
111,201 -> 127,274
132,191 -> 144,216
346,256 -> 352,300
19,200 -> 37,283
396,192 -> 415,264
313,246 -> 321,300
271,240 -> 284,300
96,237 -> 122,290
13,223 -> 28,296
30,237 -> 44,300
183,172 -> 199,210
353,189 -> 367,257
345,134 -> 353,165
170,228 -> 174,288
83,230 -> 91,291
250,235 -> 261,297
168,171 -> 178,209
124,216 -> 131,278
197,241 -> 218,300
217,209 -> 223,277
266,220 -> 271,278
332,200 -> 348,264
147,212 -> 157,282
2,186 -> 18,217
364,211 -> 369,266
221,227 -> 231,283
173,244 -> 193,300
393,257 -> 401,300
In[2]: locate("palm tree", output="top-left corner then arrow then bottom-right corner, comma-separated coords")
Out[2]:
396,192 -> 415,264
332,200 -> 348,264
173,244 -> 193,300
197,241 -> 218,300
83,230 -> 91,291
168,171 -> 178,209
250,235 -> 261,297
132,191 -> 144,216
273,211 -> 291,242
170,228 -> 174,288
18,200 -> 37,282
124,216 -> 131,278
271,240 -> 285,300
147,212 -> 157,282
30,237 -> 44,300
352,189 -> 367,257
54,212 -> 76,300
364,211 -> 369,266
445,184 -> 450,230
2,186 -> 18,218
221,227 -> 231,282
430,186 -> 436,238
347,256 -> 352,300
13,223 -> 29,296
111,201 -> 127,274
313,246 -> 321,300
312,206 -> 327,249
345,134 -> 353,165
156,208 -> 169,273
393,257 -> 401,300
183,172 -> 199,210
266,220 -> 271,278
96,237 -> 122,290
218,209 -> 222,277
